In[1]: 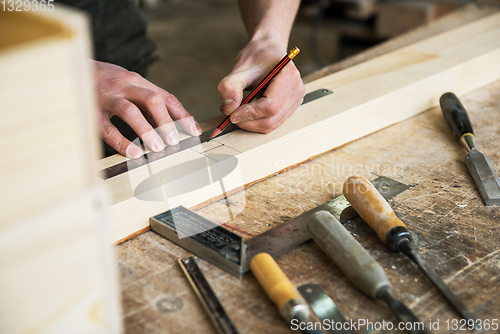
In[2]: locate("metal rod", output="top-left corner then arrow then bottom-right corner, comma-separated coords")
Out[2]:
377,287 -> 430,334
397,238 -> 478,326
179,256 -> 239,334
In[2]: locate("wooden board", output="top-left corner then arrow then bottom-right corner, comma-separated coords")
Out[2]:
102,12 -> 500,244
0,8 -> 120,334
0,187 -> 120,334
0,9 -> 100,224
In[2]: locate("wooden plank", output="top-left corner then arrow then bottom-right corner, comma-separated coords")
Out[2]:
0,9 -> 100,224
0,187 -> 120,334
0,7 -> 121,334
103,12 -> 500,244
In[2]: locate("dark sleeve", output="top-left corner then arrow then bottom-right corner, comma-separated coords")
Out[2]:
57,0 -> 156,76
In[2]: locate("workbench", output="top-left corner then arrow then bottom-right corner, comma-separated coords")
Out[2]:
116,4 -> 500,333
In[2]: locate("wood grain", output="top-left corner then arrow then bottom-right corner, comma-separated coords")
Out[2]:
0,8 -> 120,334
103,12 -> 500,244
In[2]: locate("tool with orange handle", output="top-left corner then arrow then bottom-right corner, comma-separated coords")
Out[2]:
250,253 -> 321,334
343,176 -> 478,326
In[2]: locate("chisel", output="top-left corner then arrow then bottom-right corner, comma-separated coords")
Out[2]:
440,92 -> 500,207
307,211 -> 429,334
343,176 -> 478,326
250,253 -> 321,334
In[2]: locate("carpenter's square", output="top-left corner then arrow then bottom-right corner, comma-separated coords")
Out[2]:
150,176 -> 410,278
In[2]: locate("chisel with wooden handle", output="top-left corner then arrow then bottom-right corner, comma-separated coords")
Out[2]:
250,253 -> 321,334
307,211 -> 429,334
440,92 -> 500,207
343,176 -> 478,327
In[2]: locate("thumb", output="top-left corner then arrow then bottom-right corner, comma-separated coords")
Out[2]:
217,71 -> 252,115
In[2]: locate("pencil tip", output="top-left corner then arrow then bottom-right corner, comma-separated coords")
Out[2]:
209,128 -> 222,140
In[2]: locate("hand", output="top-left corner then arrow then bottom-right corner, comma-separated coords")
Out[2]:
217,40 -> 306,133
94,61 -> 202,158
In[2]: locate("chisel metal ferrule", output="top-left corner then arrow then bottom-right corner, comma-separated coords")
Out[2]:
385,226 -> 412,252
282,299 -> 310,323
460,133 -> 476,152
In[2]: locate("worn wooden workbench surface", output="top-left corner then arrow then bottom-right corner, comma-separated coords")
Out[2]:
116,4 -> 500,334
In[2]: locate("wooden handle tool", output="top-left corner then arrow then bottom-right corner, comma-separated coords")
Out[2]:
343,176 -> 411,251
307,211 -> 428,334
307,211 -> 391,299
343,176 -> 478,326
250,253 -> 310,324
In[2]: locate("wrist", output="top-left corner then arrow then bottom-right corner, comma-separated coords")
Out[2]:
247,16 -> 290,52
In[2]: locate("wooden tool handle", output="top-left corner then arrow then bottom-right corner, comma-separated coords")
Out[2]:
343,176 -> 406,244
307,211 -> 391,299
250,253 -> 303,316
440,92 -> 474,141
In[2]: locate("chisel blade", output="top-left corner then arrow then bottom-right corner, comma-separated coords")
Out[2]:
465,148 -> 500,207
298,284 -> 356,334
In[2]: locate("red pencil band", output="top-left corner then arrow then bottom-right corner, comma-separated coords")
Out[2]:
209,47 -> 300,140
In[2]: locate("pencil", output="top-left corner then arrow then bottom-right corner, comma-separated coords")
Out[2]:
209,46 -> 300,140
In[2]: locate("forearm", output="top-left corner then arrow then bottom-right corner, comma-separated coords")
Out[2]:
238,0 -> 300,50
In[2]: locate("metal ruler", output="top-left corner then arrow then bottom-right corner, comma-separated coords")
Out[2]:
151,176 -> 410,278
103,88 -> 333,180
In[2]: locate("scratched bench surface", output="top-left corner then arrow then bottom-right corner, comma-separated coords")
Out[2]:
115,6 -> 500,334
116,79 -> 500,334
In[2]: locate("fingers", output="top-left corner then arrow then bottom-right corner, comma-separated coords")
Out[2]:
236,90 -> 302,133
101,94 -> 166,152
123,85 -> 179,145
95,61 -> 203,156
228,63 -> 305,132
98,114 -> 143,158
217,70 -> 250,115
126,77 -> 202,138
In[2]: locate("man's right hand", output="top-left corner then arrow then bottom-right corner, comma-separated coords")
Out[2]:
94,61 -> 202,158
